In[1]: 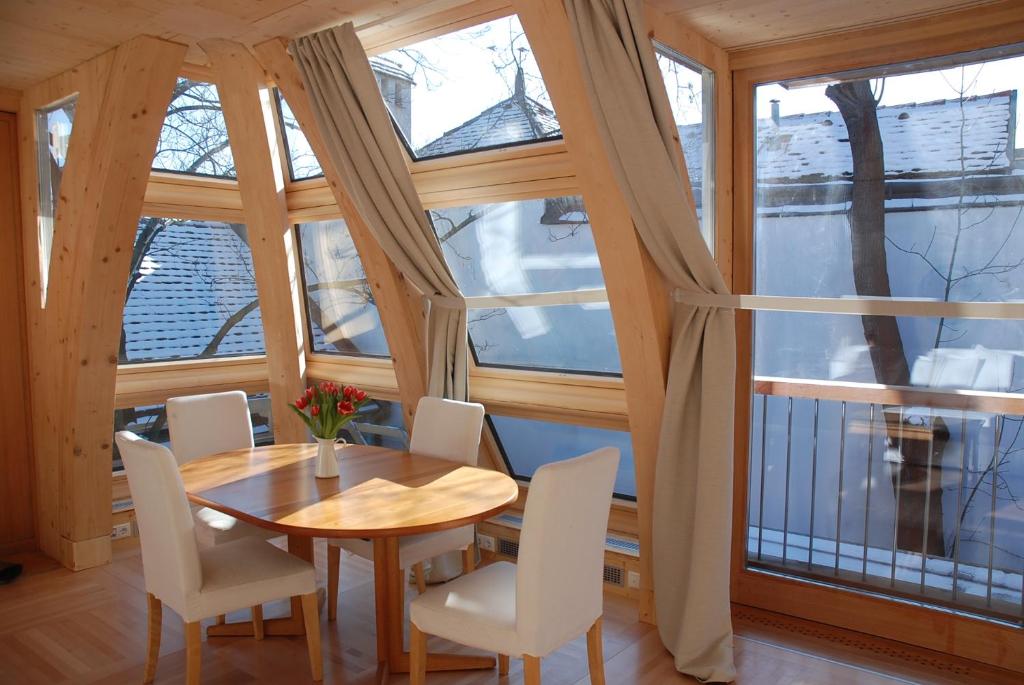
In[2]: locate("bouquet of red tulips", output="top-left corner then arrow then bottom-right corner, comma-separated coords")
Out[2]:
290,381 -> 371,440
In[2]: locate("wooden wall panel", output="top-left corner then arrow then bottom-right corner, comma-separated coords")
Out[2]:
0,111 -> 35,553
19,37 -> 186,569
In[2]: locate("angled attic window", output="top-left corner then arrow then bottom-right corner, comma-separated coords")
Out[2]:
655,44 -> 715,251
120,217 -> 265,363
297,219 -> 390,358
489,415 -> 636,500
152,78 -> 236,178
374,14 -> 561,160
275,90 -> 323,181
35,95 -> 77,307
430,196 -> 620,375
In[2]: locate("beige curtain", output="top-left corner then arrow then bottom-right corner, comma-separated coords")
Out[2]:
291,24 -> 468,400
565,0 -> 737,681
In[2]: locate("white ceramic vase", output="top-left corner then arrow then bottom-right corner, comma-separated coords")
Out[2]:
314,437 -> 341,479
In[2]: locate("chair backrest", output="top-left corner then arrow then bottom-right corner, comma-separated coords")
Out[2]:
115,431 -> 203,612
515,447 -> 619,657
409,396 -> 485,465
167,390 -> 254,465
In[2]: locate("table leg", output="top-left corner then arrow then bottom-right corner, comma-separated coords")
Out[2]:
372,536 -> 495,674
206,534 -> 310,638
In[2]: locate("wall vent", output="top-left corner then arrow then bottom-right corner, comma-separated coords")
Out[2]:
603,565 -> 625,587
497,536 -> 519,558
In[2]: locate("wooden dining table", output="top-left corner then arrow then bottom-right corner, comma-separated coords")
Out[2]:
178,442 -> 519,676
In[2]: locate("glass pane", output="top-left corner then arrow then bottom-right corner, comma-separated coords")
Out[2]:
121,217 -> 265,363
298,219 -> 390,357
432,197 -> 603,296
113,393 -> 273,473
430,197 -> 621,374
35,96 -> 77,306
655,45 -> 714,249
152,78 -> 236,178
339,399 -> 407,450
754,311 -> 1024,391
490,415 -> 635,499
754,52 -> 1024,302
375,15 -> 561,159
276,91 -> 323,181
470,303 -> 620,374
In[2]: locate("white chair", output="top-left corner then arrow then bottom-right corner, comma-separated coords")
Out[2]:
326,396 -> 485,620
408,447 -> 619,685
115,431 -> 322,685
166,391 -> 280,549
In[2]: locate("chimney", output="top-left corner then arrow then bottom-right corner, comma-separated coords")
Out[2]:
370,57 -> 415,142
770,99 -> 781,127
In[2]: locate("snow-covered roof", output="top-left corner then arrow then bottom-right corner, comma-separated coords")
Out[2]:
713,91 -> 1014,185
122,219 -> 265,362
415,69 -> 561,157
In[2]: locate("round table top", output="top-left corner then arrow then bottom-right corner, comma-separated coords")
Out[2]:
179,443 -> 519,538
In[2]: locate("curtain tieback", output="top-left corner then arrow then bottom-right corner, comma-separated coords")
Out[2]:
427,294 -> 465,308
672,289 -> 739,309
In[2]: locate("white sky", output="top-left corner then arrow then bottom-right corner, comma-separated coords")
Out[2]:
756,54 -> 1024,148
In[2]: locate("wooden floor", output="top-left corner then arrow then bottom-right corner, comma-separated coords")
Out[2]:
0,538 -> 1019,684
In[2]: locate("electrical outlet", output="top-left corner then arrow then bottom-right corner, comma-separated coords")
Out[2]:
627,571 -> 641,589
476,533 -> 496,552
111,522 -> 132,540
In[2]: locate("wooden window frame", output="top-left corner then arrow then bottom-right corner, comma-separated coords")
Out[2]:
729,3 -> 1024,672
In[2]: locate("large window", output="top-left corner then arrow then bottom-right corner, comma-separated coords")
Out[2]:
35,95 -> 76,306
297,219 -> 389,357
430,196 -> 620,375
490,415 -> 636,500
655,44 -> 715,250
152,78 -> 235,178
374,14 -> 561,160
746,48 -> 1024,622
121,217 -> 265,363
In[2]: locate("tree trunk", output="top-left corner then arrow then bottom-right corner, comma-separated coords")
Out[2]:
826,81 -> 946,556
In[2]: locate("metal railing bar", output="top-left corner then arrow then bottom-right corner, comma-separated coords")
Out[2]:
952,412 -> 968,602
920,408 -> 936,594
863,403 -> 875,581
835,402 -> 847,576
890,406 -> 905,588
987,415 -> 1003,607
757,394 -> 768,561
783,397 -> 793,565
808,399 -> 819,571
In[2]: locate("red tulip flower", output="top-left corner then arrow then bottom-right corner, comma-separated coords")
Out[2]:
311,405 -> 320,417
305,387 -> 314,400
337,400 -> 355,415
295,396 -> 308,410
353,389 -> 367,401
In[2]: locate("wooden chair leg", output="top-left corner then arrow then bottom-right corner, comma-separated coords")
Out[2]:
327,544 -> 340,622
498,653 -> 510,676
300,592 -> 323,682
462,544 -> 475,574
410,623 -> 427,685
144,593 -> 162,684
412,562 -> 427,594
586,618 -> 605,685
252,605 -> 264,640
523,655 -> 541,685
185,621 -> 201,685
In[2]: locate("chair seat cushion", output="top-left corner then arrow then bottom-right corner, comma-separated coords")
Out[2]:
410,561 -> 520,656
192,506 -> 278,548
330,525 -> 474,569
182,537 -> 316,621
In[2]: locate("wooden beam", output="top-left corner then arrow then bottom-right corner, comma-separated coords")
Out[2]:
201,39 -> 309,445
19,37 -> 186,568
253,37 -> 429,429
514,0 -> 673,623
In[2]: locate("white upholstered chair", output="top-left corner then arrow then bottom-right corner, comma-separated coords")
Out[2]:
326,396 -> 485,620
408,447 -> 619,685
115,432 -> 322,685
166,391 -> 279,549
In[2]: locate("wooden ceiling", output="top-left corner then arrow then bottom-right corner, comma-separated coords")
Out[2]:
0,0 -> 1009,91
648,0 -> 1004,50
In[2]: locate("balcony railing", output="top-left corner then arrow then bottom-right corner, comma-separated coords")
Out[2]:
747,376 -> 1024,624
